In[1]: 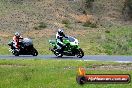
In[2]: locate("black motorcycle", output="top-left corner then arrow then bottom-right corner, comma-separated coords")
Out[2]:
8,38 -> 38,56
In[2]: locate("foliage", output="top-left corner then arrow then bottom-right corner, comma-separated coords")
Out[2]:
85,0 -> 94,8
34,22 -> 47,30
62,19 -> 70,24
123,0 -> 132,19
62,19 -> 71,28
83,21 -> 97,28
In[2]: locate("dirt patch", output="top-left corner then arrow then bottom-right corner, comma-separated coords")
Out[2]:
0,64 -> 27,68
24,28 -> 90,38
0,31 -> 12,38
69,13 -> 94,23
64,63 -> 132,71
66,29 -> 88,37
24,28 -> 103,38
24,28 -> 56,38
87,63 -> 132,71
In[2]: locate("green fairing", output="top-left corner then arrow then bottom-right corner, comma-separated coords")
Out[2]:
49,40 -> 56,47
49,36 -> 84,58
50,37 -> 79,49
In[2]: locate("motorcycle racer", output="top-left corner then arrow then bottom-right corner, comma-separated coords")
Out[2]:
56,29 -> 68,53
49,34 -> 84,58
12,32 -> 23,49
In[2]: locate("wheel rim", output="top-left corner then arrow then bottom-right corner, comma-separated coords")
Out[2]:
77,53 -> 83,58
33,52 -> 37,56
77,49 -> 84,58
33,51 -> 38,56
32,49 -> 38,56
14,51 -> 19,56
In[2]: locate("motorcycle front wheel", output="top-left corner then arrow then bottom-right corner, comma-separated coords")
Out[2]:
76,48 -> 84,58
32,48 -> 38,56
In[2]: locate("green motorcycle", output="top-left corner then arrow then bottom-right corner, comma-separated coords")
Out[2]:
49,36 -> 84,58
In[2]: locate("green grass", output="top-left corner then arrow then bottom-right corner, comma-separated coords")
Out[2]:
24,26 -> 132,55
0,45 -> 10,55
83,21 -> 97,28
34,22 -> 47,30
0,59 -> 132,88
62,19 -> 71,28
100,26 -> 132,55
78,26 -> 132,55
1,26 -> 132,55
33,38 -> 52,55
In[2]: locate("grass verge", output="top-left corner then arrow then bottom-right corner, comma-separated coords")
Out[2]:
0,59 -> 132,88
78,26 -> 132,55
0,45 -> 10,55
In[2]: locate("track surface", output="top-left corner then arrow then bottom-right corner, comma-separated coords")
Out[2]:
0,55 -> 132,62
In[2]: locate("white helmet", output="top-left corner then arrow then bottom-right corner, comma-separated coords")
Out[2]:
58,29 -> 64,34
15,32 -> 20,37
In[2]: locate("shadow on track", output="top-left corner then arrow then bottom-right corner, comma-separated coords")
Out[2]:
2,55 -> 82,60
51,56 -> 81,59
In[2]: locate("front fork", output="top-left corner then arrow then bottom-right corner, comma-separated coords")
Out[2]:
9,48 -> 14,53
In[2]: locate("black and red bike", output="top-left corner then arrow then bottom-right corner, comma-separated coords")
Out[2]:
8,38 -> 38,56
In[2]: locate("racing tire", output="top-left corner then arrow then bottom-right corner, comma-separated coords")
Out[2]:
77,48 -> 84,58
32,48 -> 38,56
54,52 -> 63,57
14,50 -> 19,56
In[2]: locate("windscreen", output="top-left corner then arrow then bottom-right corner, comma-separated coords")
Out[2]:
22,38 -> 33,46
68,37 -> 75,42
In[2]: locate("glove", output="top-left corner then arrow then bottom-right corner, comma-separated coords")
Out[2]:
65,36 -> 68,38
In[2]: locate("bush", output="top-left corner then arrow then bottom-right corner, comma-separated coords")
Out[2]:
85,0 -> 94,3
85,0 -> 94,8
123,0 -> 132,19
34,22 -> 47,30
62,19 -> 70,25
38,22 -> 47,29
10,0 -> 23,4
62,19 -> 71,28
65,24 -> 71,28
83,21 -> 97,28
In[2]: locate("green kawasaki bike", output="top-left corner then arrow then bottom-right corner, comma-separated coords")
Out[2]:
49,36 -> 84,58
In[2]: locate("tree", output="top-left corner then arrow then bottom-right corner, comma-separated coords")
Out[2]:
85,0 -> 94,8
123,0 -> 132,20
10,0 -> 23,4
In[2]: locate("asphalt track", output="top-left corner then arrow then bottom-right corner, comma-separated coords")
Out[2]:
0,55 -> 132,62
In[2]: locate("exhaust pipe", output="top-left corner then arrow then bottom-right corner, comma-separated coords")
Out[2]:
49,48 -> 55,52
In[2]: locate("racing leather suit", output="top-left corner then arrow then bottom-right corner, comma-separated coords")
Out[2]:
12,36 -> 23,49
56,32 -> 67,53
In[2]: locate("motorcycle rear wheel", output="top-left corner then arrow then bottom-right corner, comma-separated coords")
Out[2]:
14,50 -> 19,56
54,52 -> 63,57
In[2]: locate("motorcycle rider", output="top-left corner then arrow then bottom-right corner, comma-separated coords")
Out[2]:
12,32 -> 23,50
56,29 -> 68,53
